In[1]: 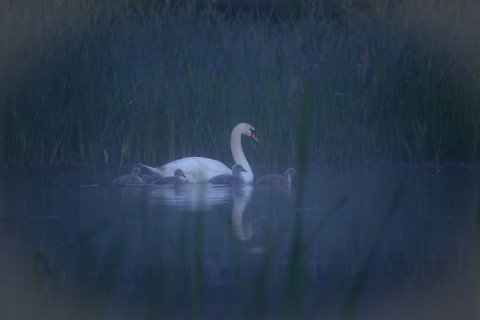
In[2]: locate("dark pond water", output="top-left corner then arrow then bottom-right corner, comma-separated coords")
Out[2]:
1,163 -> 479,319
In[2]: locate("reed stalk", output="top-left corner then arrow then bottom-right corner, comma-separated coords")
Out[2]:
1,0 -> 478,168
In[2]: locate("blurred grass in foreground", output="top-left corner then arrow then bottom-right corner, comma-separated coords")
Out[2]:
1,0 -> 479,168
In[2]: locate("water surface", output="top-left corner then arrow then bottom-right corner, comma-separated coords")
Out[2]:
1,163 -> 479,319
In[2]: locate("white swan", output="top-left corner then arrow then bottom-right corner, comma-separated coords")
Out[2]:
139,123 -> 259,183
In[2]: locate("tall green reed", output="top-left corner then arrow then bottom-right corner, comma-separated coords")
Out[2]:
1,0 -> 478,168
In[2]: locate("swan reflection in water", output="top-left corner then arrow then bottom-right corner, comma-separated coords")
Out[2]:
148,183 -> 255,241
230,187 -> 253,241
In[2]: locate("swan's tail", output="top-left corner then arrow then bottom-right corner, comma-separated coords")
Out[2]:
137,163 -> 165,177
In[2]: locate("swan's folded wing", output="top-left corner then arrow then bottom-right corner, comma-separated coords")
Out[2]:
138,163 -> 165,177
141,157 -> 230,183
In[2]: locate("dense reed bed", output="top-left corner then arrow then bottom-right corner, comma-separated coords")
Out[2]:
1,0 -> 479,168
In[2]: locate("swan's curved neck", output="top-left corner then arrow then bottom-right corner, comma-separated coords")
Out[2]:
231,127 -> 253,181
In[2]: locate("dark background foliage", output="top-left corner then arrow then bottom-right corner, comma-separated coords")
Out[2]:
1,0 -> 479,169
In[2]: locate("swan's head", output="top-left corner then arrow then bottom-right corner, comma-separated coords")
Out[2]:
236,123 -> 260,144
249,128 -> 260,144
284,168 -> 296,184
131,167 -> 141,176
284,168 -> 296,178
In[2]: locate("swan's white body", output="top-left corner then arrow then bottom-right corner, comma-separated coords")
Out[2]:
139,123 -> 259,183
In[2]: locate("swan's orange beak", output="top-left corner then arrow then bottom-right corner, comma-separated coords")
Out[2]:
250,130 -> 260,144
